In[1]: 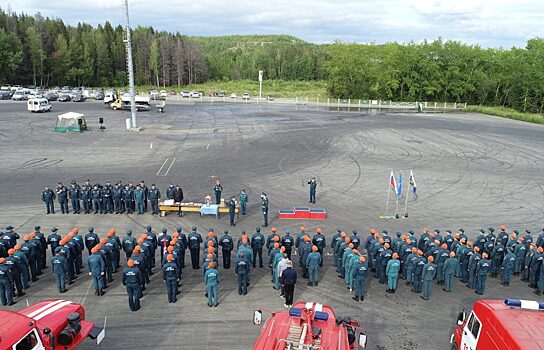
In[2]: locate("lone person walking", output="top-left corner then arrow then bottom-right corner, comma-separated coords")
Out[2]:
308,177 -> 317,203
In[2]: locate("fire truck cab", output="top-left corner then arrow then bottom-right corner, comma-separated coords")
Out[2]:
450,299 -> 544,350
252,301 -> 367,350
0,299 -> 104,350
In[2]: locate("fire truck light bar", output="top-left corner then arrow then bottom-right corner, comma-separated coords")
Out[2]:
504,299 -> 544,310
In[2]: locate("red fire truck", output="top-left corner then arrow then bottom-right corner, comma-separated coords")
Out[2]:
0,298 -> 104,350
252,301 -> 367,349
450,299 -> 544,350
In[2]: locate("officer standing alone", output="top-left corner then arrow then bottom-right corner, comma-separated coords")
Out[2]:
213,180 -> 223,204
308,177 -> 317,203
261,193 -> 269,227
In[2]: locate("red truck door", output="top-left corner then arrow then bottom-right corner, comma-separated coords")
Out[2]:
460,311 -> 482,350
11,328 -> 45,350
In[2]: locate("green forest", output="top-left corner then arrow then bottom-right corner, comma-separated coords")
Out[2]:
1,8 -> 544,113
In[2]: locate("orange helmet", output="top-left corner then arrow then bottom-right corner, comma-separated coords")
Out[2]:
127,259 -> 134,267
274,235 -> 280,242
167,254 -> 174,261
207,241 -> 214,247
8,249 -> 15,255
360,256 -> 366,262
208,262 -> 215,269
273,242 -> 280,248
100,238 -> 107,244
474,246 -> 480,252
353,249 -> 359,255
30,232 -> 36,238
208,232 -> 214,238
392,252 -> 399,259
345,237 -> 351,243
406,239 -> 411,244
167,246 -> 174,252
441,244 -> 448,250
207,254 -> 213,259
411,247 -> 417,253
207,247 -> 214,254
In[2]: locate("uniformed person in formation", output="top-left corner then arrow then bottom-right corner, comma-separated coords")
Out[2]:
219,230 -> 233,269
51,250 -> 68,293
41,185 -> 56,214
308,177 -> 317,203
123,259 -> 143,311
148,184 -> 161,215
56,182 -> 69,214
163,254 -> 179,303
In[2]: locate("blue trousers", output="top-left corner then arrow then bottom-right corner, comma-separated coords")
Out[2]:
387,275 -> 398,290
54,273 -> 66,292
207,285 -> 218,306
477,274 -> 487,294
137,201 -> 144,214
150,200 -> 159,214
309,266 -> 319,283
59,198 -> 69,213
114,198 -> 122,213
166,279 -> 177,302
413,274 -> 422,292
45,200 -> 55,214
126,284 -> 141,311
240,202 -> 247,214
91,273 -> 104,291
422,280 -> 432,299
502,268 -> 512,283
0,279 -> 14,305
354,277 -> 366,297
444,272 -> 455,292
71,198 -> 80,213
406,267 -> 414,283
237,273 -> 248,294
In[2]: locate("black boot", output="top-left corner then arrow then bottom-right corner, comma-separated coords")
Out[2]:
352,296 -> 359,301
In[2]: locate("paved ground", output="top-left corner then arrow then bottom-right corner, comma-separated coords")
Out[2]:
0,99 -> 543,349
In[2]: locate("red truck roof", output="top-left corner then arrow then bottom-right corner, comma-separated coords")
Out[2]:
253,302 -> 353,350
475,300 -> 544,349
0,310 -> 37,346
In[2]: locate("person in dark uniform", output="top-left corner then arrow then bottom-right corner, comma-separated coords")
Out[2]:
174,185 -> 184,203
0,257 -> 15,306
227,196 -> 237,226
56,182 -> 69,214
148,184 -> 161,215
281,230 -> 294,260
84,227 -> 99,255
81,185 -> 92,214
188,226 -> 203,269
166,184 -> 175,200
163,254 -> 179,303
41,185 -> 55,214
34,226 -> 47,270
261,193 -> 269,227
308,177 -> 317,203
68,183 -> 81,214
5,249 -> 24,297
112,183 -> 123,214
239,189 -> 248,215
139,181 -> 149,213
213,180 -> 223,204
122,259 -> 143,311
123,185 -> 133,214
219,230 -> 233,269
51,250 -> 68,293
251,228 -> 265,268
281,260 -> 297,308
101,182 -> 113,214
122,230 -> 137,260
236,251 -> 250,295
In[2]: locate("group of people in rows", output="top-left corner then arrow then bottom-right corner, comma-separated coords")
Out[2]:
39,180 -> 270,226
1,224 -> 543,310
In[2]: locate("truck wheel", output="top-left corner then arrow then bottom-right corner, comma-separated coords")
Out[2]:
113,106 -> 117,110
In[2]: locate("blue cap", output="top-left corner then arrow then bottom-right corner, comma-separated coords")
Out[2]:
176,226 -> 182,232
396,232 -> 401,237
434,229 -> 441,234
224,229 -> 228,234
513,230 -> 519,234
459,228 -> 465,233
162,228 -> 167,233
51,227 -> 58,232
34,225 -> 41,230
480,229 -> 485,233
446,230 -> 452,234
256,227 -> 261,232
408,230 -> 414,234
88,227 -> 94,232
5,225 -> 13,230
146,225 -> 152,230
489,227 -> 495,232
382,230 -> 388,234
352,230 -> 358,235
208,228 -> 214,232
192,226 -> 197,231
126,229 -> 132,235
285,229 -> 290,234
337,228 -> 342,232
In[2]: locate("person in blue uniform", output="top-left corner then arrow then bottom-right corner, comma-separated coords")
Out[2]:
41,185 -> 56,214
308,177 -> 317,203
123,259 -> 143,311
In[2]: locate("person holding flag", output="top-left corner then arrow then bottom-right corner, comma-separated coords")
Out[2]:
409,170 -> 417,198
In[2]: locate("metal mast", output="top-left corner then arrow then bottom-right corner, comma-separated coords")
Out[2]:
123,0 -> 137,129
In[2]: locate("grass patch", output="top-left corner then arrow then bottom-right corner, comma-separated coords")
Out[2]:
466,105 -> 544,125
136,80 -> 329,99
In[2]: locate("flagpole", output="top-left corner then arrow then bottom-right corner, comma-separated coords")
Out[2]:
384,174 -> 391,218
403,170 -> 410,217
395,195 -> 399,218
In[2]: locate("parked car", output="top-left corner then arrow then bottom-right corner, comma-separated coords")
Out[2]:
0,91 -> 12,99
267,95 -> 274,101
159,90 -> 168,99
218,91 -> 226,97
181,90 -> 190,98
242,92 -> 250,100
11,85 -> 22,91
58,94 -> 71,102
0,84 -> 11,90
45,92 -> 59,101
27,98 -> 52,112
72,93 -> 86,102
191,91 -> 200,98
169,90 -> 177,95
230,93 -> 237,99
94,91 -> 104,100
12,90 -> 30,100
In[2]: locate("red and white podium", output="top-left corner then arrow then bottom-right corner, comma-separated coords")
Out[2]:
278,207 -> 326,220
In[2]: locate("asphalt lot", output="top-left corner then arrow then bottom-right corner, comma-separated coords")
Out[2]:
0,99 -> 543,349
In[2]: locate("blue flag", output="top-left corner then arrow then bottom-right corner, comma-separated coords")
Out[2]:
397,171 -> 403,198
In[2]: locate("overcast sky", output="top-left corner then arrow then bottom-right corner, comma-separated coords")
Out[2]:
4,0 -> 543,48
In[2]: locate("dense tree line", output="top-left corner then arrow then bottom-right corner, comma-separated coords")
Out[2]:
325,39 -> 544,113
1,8 -> 544,113
0,9 -> 207,87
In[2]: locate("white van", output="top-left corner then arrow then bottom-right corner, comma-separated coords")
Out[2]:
104,91 -> 116,104
27,98 -> 52,113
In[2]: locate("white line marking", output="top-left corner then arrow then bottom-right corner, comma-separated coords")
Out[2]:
156,158 -> 170,176
164,157 -> 176,176
150,142 -> 153,149
80,280 -> 93,306
206,144 -> 210,149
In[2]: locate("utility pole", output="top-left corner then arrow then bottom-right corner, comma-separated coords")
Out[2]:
123,0 -> 137,130
259,70 -> 263,100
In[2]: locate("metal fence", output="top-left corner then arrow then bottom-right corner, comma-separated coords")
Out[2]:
146,93 -> 466,113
